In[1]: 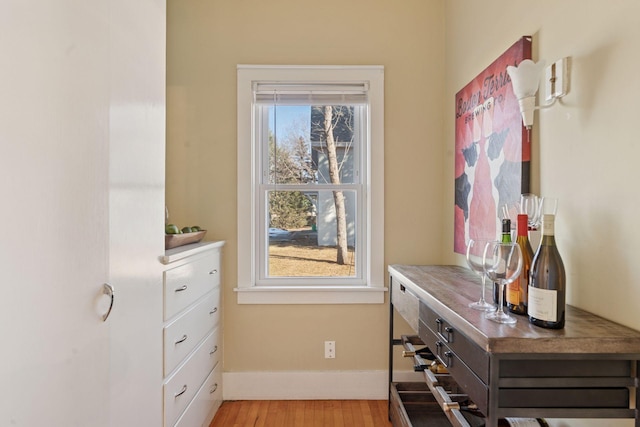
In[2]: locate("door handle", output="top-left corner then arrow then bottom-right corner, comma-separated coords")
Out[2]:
102,283 -> 115,322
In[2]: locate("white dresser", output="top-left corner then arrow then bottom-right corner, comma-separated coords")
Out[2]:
160,241 -> 225,427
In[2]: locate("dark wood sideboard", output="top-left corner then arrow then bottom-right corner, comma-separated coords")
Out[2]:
388,265 -> 640,427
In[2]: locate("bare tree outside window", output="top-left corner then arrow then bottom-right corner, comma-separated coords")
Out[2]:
267,104 -> 357,276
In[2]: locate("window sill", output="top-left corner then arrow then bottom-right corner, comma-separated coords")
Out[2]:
234,285 -> 387,304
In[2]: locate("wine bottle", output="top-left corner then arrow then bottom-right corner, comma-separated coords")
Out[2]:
528,214 -> 566,329
460,407 -> 549,427
494,218 -> 511,305
507,214 -> 533,315
497,418 -> 549,427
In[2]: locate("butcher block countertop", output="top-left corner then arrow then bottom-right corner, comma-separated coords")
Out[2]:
388,264 -> 640,355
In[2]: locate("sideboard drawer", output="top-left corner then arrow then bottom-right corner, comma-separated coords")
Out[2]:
164,328 -> 220,426
164,254 -> 221,320
420,302 -> 489,383
164,290 -> 221,376
392,277 -> 420,332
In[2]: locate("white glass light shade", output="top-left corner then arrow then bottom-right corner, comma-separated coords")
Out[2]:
507,59 -> 545,100
507,59 -> 545,128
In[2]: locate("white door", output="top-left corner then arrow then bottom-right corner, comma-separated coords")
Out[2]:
0,2 -> 111,426
0,1 -> 165,426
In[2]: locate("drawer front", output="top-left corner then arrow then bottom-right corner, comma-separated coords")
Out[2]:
164,290 -> 221,375
391,277 -> 420,332
174,364 -> 222,427
164,328 -> 220,427
164,254 -> 221,320
419,320 -> 488,415
420,302 -> 489,383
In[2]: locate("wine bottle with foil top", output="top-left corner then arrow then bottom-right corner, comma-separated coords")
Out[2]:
528,214 -> 566,329
507,214 -> 533,315
494,218 -> 512,305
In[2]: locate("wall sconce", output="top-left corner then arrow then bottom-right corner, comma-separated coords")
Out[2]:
507,58 -> 569,129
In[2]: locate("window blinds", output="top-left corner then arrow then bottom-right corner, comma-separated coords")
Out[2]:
253,82 -> 369,105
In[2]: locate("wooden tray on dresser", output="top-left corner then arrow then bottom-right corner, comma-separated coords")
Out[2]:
165,230 -> 207,250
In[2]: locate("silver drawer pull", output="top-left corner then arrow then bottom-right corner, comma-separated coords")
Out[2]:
175,284 -> 188,292
174,384 -> 187,398
435,318 -> 444,334
209,269 -> 218,275
209,383 -> 218,394
175,334 -> 188,345
444,326 -> 454,343
210,307 -> 218,315
210,345 -> 218,355
441,350 -> 453,368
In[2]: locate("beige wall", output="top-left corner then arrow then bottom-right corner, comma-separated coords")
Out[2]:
443,2 -> 640,425
168,0 -> 640,420
443,1 -> 640,330
167,0 -> 445,373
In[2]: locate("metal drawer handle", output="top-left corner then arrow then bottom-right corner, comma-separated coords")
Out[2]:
102,283 -> 115,322
175,334 -> 188,345
210,307 -> 218,315
443,351 -> 453,368
435,318 -> 444,335
175,284 -> 188,292
174,384 -> 187,398
210,345 -> 218,355
210,383 -> 218,394
444,326 -> 454,343
209,269 -> 218,275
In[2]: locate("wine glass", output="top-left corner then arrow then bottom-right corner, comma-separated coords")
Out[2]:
539,196 -> 558,217
520,193 -> 539,229
483,242 -> 523,324
466,239 -> 496,311
499,201 -> 519,229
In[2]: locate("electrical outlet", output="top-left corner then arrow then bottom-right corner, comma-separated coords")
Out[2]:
324,341 -> 335,359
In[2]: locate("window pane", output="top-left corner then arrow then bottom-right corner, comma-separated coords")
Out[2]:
267,105 -> 357,185
267,189 -> 357,278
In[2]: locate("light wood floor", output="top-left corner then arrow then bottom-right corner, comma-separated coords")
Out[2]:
209,400 -> 392,426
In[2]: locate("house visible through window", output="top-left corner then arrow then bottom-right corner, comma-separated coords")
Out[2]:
237,66 -> 385,304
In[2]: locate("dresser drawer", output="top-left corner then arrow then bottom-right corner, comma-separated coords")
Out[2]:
391,277 -> 420,332
164,290 -> 221,375
164,254 -> 221,320
419,302 -> 489,383
174,363 -> 222,427
164,328 -> 220,426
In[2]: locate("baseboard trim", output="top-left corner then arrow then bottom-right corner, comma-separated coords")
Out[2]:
222,370 -> 422,400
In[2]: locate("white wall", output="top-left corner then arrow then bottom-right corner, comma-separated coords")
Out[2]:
443,1 -> 640,426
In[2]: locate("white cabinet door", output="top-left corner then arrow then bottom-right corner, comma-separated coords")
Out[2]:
0,2 -> 112,426
0,1 -> 165,426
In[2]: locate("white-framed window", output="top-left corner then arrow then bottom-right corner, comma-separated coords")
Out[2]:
236,65 -> 385,304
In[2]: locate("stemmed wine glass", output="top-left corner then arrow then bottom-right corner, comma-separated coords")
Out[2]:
520,193 -> 540,229
483,241 -> 523,324
466,239 -> 496,311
